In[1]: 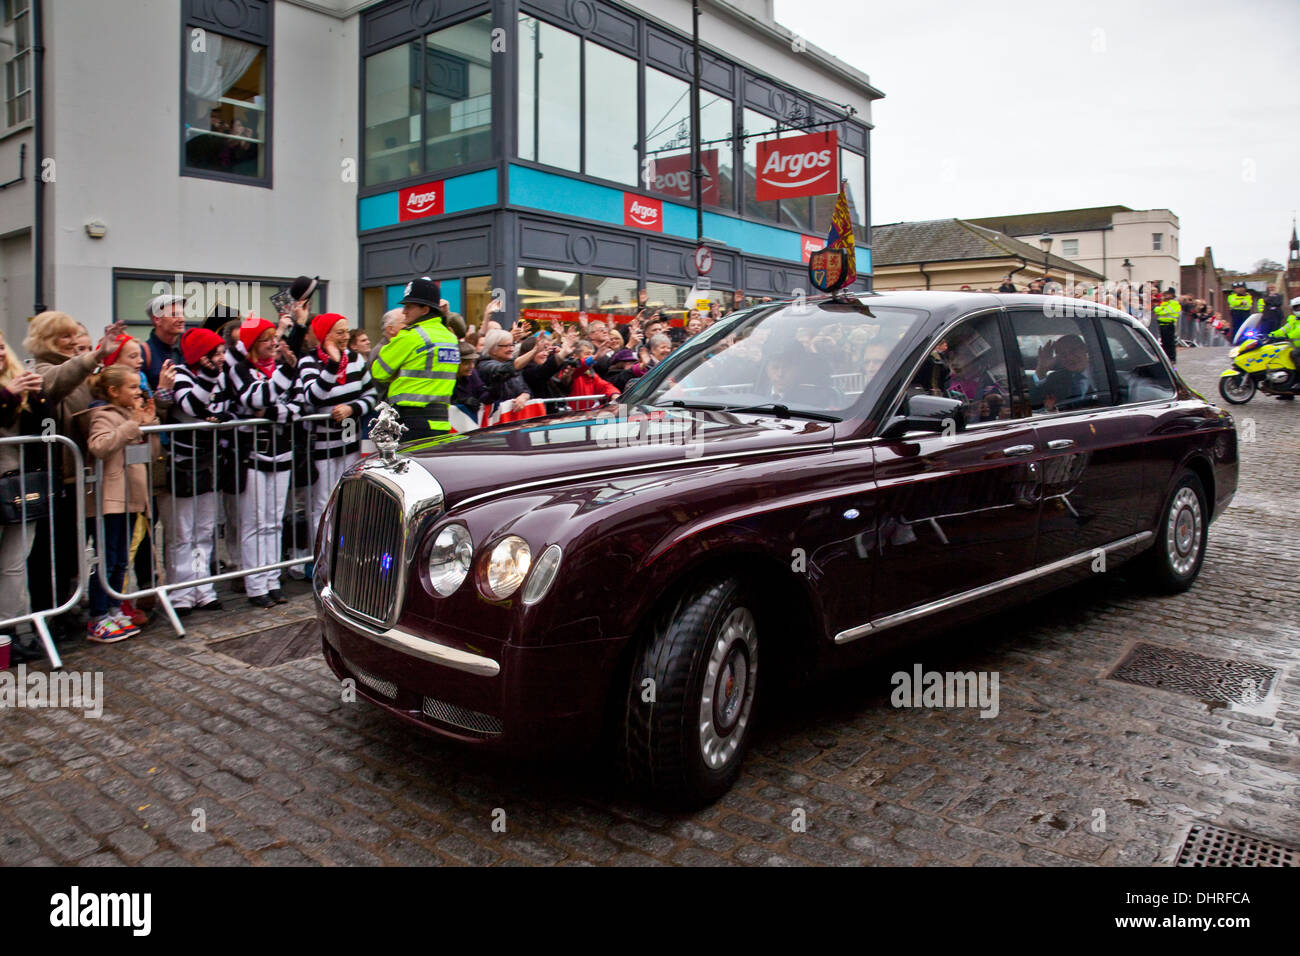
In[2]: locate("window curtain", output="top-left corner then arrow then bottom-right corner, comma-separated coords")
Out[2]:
186,34 -> 259,122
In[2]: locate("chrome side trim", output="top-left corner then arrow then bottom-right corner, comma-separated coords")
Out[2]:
318,584 -> 500,677
834,530 -> 1154,645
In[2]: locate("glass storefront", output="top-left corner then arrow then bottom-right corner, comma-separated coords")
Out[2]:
517,16 -> 580,173
423,16 -> 494,172
516,267 -> 581,312
114,275 -> 325,333
583,274 -> 639,321
364,42 -> 422,186
584,42 -> 638,186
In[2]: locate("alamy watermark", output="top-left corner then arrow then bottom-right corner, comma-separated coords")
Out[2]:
891,664 -> 999,718
0,664 -> 103,718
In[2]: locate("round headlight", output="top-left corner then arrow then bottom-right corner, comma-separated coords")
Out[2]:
426,523 -> 473,596
521,544 -> 562,606
480,536 -> 531,600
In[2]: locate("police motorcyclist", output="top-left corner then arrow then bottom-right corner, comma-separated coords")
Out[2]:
370,276 -> 459,441
1265,296 -> 1300,400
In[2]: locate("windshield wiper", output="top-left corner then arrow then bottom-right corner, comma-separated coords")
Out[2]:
644,400 -> 728,411
718,403 -> 841,422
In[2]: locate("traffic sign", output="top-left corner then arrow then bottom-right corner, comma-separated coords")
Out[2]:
694,244 -> 713,276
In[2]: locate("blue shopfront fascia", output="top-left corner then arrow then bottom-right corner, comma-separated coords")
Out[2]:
358,164 -> 872,276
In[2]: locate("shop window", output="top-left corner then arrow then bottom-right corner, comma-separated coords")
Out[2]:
584,42 -> 638,186
741,108 -> 781,224
699,93 -> 735,210
365,42 -> 422,187
517,267 -> 580,314
466,276 -> 495,329
813,147 -> 867,238
645,67 -> 693,203
583,275 -> 639,320
423,17 -> 493,173
517,16 -> 580,173
114,274 -> 325,333
645,282 -> 691,321
183,32 -> 268,182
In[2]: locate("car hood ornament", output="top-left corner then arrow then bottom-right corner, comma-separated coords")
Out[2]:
369,402 -> 408,466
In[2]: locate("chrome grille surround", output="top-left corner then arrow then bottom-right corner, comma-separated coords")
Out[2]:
422,696 -> 504,736
324,455 -> 445,630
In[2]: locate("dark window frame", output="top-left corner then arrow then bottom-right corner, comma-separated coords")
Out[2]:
111,267 -> 328,332
179,0 -> 274,189
361,11 -> 498,193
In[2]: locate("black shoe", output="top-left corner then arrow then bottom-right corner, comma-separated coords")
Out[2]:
176,607 -> 194,618
268,589 -> 289,605
197,600 -> 223,612
247,595 -> 275,609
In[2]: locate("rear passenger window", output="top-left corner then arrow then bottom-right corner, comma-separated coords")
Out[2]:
1008,310 -> 1111,415
1101,317 -> 1176,403
907,312 -> 1017,423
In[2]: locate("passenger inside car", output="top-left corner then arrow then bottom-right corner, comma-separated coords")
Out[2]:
1025,334 -> 1096,412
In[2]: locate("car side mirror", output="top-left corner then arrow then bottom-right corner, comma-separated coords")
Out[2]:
882,393 -> 966,439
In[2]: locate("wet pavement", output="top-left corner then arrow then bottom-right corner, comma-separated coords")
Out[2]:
2,345 -> 1297,866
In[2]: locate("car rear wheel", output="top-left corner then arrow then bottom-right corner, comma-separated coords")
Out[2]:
1218,373 -> 1255,405
1135,471 -> 1208,593
621,577 -> 759,806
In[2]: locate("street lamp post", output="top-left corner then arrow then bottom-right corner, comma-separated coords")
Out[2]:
1039,233 -> 1053,290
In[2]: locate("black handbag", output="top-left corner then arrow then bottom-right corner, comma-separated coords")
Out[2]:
0,469 -> 51,524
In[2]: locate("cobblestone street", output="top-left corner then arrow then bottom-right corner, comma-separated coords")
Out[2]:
3,345 -> 1297,867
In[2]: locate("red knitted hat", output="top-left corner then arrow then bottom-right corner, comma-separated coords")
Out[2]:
310,312 -> 347,345
181,328 -> 224,366
238,314 -> 275,352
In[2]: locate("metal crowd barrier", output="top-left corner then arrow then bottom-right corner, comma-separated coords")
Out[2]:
93,412 -> 336,638
0,434 -> 88,668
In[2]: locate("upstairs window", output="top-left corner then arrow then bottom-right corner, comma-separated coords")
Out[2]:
181,0 -> 272,185
1061,238 -> 1079,258
3,0 -> 31,127
1152,233 -> 1163,251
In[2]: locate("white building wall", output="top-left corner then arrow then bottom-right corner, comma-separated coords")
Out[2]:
1004,209 -> 1180,291
44,0 -> 359,329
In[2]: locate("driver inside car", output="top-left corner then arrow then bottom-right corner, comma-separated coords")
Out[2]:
1027,333 -> 1093,412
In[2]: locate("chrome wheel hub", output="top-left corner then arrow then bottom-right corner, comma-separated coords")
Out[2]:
698,607 -> 758,771
1166,487 -> 1203,576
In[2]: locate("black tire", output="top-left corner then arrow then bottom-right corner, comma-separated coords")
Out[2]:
1135,471 -> 1208,593
1218,373 -> 1255,405
621,577 -> 759,806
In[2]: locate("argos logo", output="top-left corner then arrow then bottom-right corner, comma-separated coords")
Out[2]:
623,193 -> 663,231
399,181 -> 445,220
755,131 -> 839,201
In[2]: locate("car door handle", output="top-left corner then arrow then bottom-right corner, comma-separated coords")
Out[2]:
1046,439 -> 1076,450
1002,444 -> 1036,457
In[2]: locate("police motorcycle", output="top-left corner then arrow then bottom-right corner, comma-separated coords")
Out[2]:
1218,296 -> 1300,405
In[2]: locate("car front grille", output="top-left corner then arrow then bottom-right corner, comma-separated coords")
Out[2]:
422,696 -> 503,736
342,656 -> 398,700
331,478 -> 404,626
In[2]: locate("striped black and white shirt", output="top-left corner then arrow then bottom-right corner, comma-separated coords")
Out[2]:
170,362 -> 226,474
296,348 -> 377,459
222,346 -> 300,472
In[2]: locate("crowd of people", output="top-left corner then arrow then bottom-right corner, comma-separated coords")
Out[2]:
0,274 -> 727,659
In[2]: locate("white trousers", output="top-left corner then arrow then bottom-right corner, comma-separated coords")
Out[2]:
240,468 -> 291,597
308,452 -> 358,552
0,521 -> 33,625
167,492 -> 218,609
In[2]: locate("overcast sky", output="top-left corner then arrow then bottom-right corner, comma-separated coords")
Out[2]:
774,0 -> 1300,272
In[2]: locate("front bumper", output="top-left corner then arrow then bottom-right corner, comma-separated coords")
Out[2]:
316,584 -> 627,756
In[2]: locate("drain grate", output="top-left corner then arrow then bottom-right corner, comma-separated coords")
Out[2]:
1109,643 -> 1278,704
1176,824 -> 1298,867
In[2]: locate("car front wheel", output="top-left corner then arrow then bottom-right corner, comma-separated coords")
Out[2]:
1136,471 -> 1208,593
621,577 -> 759,806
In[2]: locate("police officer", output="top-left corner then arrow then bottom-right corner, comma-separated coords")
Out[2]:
1153,288 -> 1182,364
1226,282 -> 1253,339
370,276 -> 459,441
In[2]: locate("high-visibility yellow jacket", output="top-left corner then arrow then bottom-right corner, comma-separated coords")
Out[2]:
370,317 -> 459,431
1154,300 -> 1182,325
1226,292 -> 1252,312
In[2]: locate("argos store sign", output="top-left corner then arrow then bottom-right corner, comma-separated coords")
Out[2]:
399,181 -> 445,221
755,131 -> 838,201
623,193 -> 663,232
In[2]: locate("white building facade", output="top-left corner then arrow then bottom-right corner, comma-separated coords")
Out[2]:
0,0 -> 881,348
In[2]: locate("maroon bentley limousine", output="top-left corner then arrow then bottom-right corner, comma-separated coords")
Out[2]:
313,291 -> 1238,804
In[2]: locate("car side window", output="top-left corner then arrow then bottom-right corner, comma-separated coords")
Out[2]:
1007,310 -> 1112,415
1100,317 -> 1177,404
906,313 -> 1016,424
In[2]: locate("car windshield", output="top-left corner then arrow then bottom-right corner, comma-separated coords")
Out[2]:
622,300 -> 926,418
